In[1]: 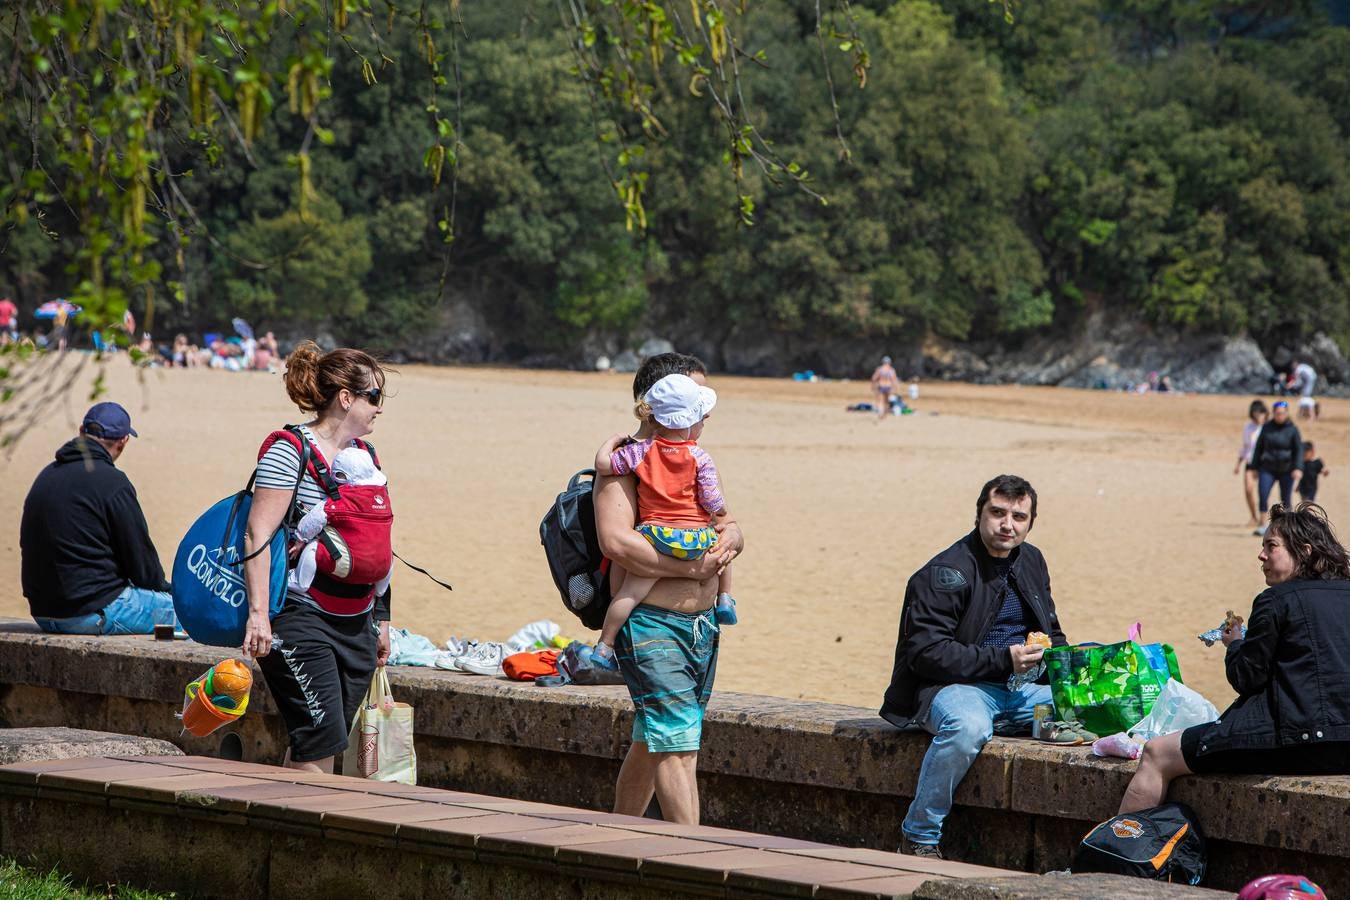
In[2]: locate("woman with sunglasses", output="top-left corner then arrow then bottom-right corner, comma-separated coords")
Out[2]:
242,340 -> 393,773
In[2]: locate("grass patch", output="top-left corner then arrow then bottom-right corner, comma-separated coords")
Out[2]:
0,858 -> 176,899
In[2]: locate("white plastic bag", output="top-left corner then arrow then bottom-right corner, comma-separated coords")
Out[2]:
1127,678 -> 1219,741
342,666 -> 416,784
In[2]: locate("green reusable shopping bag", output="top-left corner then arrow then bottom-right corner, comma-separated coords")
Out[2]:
1044,641 -> 1182,736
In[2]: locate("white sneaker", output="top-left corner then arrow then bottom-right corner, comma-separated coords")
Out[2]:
443,636 -> 475,658
455,641 -> 506,676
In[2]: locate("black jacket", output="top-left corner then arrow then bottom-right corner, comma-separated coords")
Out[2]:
21,437 -> 170,618
880,531 -> 1067,729
1191,578 -> 1350,757
1252,419 -> 1303,475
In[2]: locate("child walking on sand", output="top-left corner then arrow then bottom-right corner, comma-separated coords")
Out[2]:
1298,442 -> 1329,505
591,373 -> 735,669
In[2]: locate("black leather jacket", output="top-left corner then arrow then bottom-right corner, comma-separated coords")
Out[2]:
1252,419 -> 1303,475
1192,578 -> 1350,756
879,531 -> 1067,729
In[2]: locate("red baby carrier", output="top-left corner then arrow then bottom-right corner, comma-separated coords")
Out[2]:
258,427 -> 393,615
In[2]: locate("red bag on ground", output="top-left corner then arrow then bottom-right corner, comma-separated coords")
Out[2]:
502,649 -> 560,681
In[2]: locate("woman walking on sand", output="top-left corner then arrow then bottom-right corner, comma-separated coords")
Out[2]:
1236,400 -> 1268,528
1252,400 -> 1303,536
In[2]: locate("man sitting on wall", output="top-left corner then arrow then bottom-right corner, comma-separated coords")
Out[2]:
21,402 -> 179,635
879,474 -> 1071,859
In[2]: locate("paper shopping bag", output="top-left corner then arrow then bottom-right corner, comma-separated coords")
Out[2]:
342,666 -> 416,784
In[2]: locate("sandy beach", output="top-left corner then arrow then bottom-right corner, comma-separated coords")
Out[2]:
3,358 -> 1343,711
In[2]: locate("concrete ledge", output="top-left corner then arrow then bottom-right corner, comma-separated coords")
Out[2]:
0,727 -> 182,764
1,630 -> 1347,892
0,755 -> 1031,899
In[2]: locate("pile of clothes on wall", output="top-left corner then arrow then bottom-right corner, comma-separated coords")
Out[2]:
386,620 -> 623,686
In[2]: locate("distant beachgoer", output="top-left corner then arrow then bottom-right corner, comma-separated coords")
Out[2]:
908,377 -> 920,403
1291,358 -> 1318,420
243,341 -> 392,773
254,331 -> 278,372
1236,400 -> 1269,528
596,351 -> 743,825
51,305 -> 69,352
1252,400 -> 1303,536
172,334 -> 190,367
1298,443 -> 1327,505
1119,503 -> 1350,814
592,374 -> 733,671
0,296 -> 18,343
871,356 -> 900,420
20,402 -> 178,635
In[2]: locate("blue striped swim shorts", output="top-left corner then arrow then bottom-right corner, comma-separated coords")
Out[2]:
616,604 -> 719,753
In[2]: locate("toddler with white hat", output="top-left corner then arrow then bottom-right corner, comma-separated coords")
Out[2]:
590,373 -> 735,670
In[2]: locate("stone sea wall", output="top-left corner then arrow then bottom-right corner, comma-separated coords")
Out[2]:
0,628 -> 1346,893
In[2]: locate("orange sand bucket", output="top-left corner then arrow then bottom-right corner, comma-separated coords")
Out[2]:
180,680 -> 244,737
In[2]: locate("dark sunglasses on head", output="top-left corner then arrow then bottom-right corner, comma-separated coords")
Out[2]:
355,387 -> 384,408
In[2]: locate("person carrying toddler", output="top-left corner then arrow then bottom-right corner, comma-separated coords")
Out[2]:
591,373 -> 735,669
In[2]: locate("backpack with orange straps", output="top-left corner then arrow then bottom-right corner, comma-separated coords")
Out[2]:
1072,802 -> 1207,885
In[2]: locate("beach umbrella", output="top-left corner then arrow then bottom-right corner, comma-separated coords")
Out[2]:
231,317 -> 255,340
34,299 -> 81,319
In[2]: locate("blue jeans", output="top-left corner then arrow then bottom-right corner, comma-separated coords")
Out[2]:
34,585 -> 179,635
901,681 -> 1051,845
1258,470 -> 1294,513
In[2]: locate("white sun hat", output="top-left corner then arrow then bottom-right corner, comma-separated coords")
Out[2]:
332,446 -> 387,487
644,374 -> 717,430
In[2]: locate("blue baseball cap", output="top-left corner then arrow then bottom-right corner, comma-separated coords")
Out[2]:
82,402 -> 138,439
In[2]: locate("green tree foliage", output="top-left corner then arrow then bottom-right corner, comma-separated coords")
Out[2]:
3,0 -> 1349,371
1032,47 -> 1350,344
224,194 -> 373,322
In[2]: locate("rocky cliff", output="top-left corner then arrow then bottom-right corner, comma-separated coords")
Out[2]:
372,303 -> 1347,395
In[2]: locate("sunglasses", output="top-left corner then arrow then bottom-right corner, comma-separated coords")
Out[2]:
354,387 -> 385,408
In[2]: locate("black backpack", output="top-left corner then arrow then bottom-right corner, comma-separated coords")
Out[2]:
1072,803 -> 1207,885
540,469 -> 611,630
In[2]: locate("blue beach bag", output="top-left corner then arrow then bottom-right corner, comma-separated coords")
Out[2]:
171,432 -> 311,647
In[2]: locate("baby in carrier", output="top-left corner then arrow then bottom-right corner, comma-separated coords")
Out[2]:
291,446 -> 393,609
591,373 -> 735,670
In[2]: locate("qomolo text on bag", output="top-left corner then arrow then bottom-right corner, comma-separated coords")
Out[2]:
183,543 -> 247,608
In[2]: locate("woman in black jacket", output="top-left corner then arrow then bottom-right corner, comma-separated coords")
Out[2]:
1120,503 -> 1350,813
1251,400 -> 1303,536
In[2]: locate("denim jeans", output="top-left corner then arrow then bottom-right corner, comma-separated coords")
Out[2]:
1257,470 -> 1294,513
901,681 -> 1051,845
34,585 -> 179,635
